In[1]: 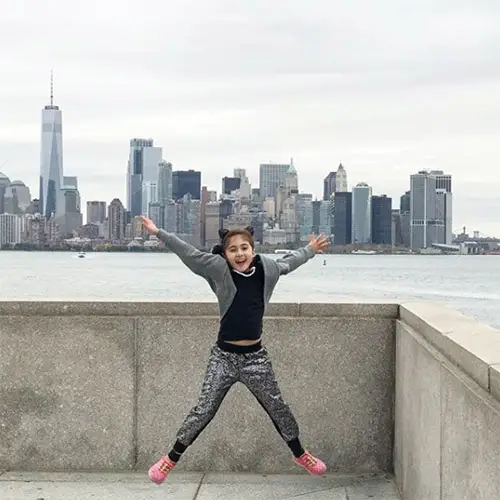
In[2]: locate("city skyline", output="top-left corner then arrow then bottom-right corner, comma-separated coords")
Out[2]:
1,1 -> 500,235
0,150 -> 494,239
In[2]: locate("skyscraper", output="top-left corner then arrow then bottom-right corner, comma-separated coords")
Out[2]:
172,170 -> 201,200
259,162 -> 290,199
158,161 -> 173,205
4,180 -> 31,214
222,177 -> 241,195
0,172 -> 11,214
108,198 -> 126,240
60,188 -> 83,236
312,200 -> 332,235
296,194 -> 314,242
351,182 -> 372,244
127,138 -> 162,217
436,189 -> 453,245
176,193 -> 201,246
233,168 -> 251,198
410,170 -> 450,249
0,214 -> 22,246
335,163 -> 348,192
87,201 -> 107,224
371,195 -> 392,244
333,191 -> 352,245
323,172 -> 336,200
280,162 -> 299,243
431,170 -> 452,193
399,191 -> 411,246
39,74 -> 63,218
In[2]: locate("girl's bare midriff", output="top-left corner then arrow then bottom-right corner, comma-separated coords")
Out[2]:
226,338 -> 261,346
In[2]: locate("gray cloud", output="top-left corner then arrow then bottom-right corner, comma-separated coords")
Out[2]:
1,0 -> 499,236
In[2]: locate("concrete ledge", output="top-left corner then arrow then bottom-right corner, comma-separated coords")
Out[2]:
299,303 -> 398,318
395,309 -> 500,500
400,302 -> 500,393
0,301 -> 398,318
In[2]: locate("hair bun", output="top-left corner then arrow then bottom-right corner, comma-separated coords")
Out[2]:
244,226 -> 254,236
212,244 -> 224,255
218,229 -> 229,240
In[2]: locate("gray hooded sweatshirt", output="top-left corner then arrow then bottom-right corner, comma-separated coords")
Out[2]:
156,230 -> 316,319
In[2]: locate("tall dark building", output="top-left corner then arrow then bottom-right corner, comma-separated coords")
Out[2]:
172,170 -> 201,201
222,177 -> 241,195
333,191 -> 352,245
108,198 -> 126,240
312,200 -> 322,234
392,209 -> 403,246
323,172 -> 336,200
0,172 -> 10,214
400,191 -> 410,214
371,195 -> 392,244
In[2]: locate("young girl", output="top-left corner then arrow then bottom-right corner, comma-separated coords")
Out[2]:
140,216 -> 329,484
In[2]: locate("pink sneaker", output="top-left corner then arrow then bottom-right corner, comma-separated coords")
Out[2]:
293,451 -> 327,476
148,456 -> 176,484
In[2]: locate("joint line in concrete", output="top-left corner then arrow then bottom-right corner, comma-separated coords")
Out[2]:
133,317 -> 139,469
193,473 -> 205,500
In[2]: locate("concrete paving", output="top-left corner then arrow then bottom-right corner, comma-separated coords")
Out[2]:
0,471 -> 400,499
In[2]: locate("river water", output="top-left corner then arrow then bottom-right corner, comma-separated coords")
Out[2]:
1,252 -> 499,329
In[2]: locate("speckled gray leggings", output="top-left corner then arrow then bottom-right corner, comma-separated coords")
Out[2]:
176,344 -> 300,446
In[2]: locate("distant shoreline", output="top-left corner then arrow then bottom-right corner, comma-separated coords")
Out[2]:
0,248 -> 497,256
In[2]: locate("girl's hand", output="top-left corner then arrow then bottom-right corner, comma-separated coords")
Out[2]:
139,216 -> 159,235
309,233 -> 330,254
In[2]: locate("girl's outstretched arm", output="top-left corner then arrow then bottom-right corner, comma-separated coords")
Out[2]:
140,216 -> 225,279
276,233 -> 330,275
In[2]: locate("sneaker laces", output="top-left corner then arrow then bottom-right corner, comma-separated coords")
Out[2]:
159,460 -> 174,473
302,453 -> 317,467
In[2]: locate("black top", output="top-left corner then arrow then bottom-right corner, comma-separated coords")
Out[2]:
218,256 -> 265,342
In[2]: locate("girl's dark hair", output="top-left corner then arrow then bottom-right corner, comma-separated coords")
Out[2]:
212,226 -> 255,255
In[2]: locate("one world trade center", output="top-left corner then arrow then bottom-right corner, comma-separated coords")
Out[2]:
39,73 -> 63,219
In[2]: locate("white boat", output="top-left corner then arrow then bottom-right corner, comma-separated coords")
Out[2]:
351,249 -> 377,255
274,249 -> 293,255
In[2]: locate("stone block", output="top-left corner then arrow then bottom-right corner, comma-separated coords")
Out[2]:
400,302 -> 500,390
265,302 -> 300,316
394,321 -> 441,500
441,365 -> 500,500
136,316 -> 395,473
0,300 -> 220,317
0,316 -> 135,470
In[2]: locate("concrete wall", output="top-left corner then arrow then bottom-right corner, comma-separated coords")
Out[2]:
395,303 -> 500,500
0,301 -> 397,473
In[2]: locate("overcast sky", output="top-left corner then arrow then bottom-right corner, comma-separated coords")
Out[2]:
1,0 -> 499,236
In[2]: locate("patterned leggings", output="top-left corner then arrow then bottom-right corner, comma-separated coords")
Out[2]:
176,344 -> 300,446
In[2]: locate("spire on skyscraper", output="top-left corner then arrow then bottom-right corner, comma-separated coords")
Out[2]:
50,70 -> 54,107
45,70 -> 59,110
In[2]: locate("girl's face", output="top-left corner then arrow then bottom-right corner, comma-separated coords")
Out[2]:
224,234 -> 255,272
